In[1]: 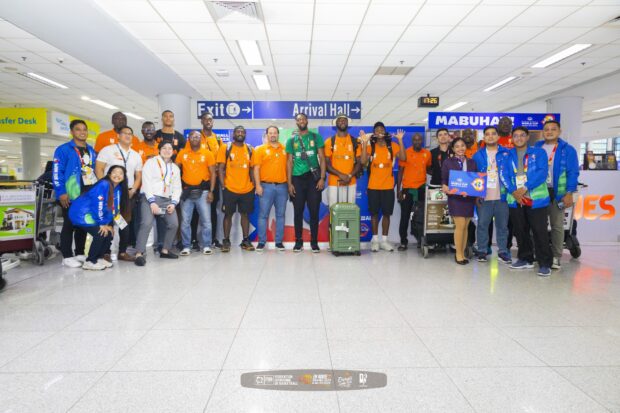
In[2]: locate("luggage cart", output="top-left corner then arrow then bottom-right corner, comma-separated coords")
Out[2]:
34,181 -> 58,263
419,184 -> 472,259
0,181 -> 53,269
560,182 -> 587,259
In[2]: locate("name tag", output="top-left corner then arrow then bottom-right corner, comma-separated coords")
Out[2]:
114,213 -> 128,230
306,150 -> 315,156
516,175 -> 527,189
546,172 -> 552,185
487,179 -> 497,189
81,166 -> 97,185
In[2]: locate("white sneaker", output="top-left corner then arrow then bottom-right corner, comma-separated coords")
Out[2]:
110,254 -> 118,262
371,240 -> 380,252
202,247 -> 213,255
74,255 -> 86,263
62,257 -> 82,268
82,261 -> 106,271
97,259 -> 113,269
380,241 -> 394,252
552,257 -> 561,270
180,248 -> 191,256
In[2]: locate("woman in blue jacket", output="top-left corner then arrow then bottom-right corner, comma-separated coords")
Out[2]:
69,165 -> 130,270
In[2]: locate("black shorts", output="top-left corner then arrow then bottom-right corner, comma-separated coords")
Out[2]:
367,189 -> 395,216
223,189 -> 255,214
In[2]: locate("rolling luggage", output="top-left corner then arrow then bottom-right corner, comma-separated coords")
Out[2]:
329,184 -> 361,256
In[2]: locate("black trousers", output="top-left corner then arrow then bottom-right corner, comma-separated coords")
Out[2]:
81,225 -> 113,264
509,205 -> 552,267
398,187 -> 426,245
59,204 -> 86,258
292,172 -> 322,242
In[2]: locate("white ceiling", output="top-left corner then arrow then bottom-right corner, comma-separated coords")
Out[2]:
1,0 -> 620,136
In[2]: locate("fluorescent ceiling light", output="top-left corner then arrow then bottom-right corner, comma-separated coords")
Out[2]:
253,74 -> 271,91
123,112 -> 144,120
82,96 -> 118,110
238,40 -> 263,66
20,72 -> 68,89
0,160 -> 5,163
0,139 -> 11,142
444,101 -> 468,111
593,104 -> 620,113
0,149 -> 7,152
483,76 -> 518,92
531,44 -> 592,69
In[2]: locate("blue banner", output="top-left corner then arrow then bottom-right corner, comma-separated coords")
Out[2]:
428,112 -> 560,130
197,100 -> 362,120
448,171 -> 487,197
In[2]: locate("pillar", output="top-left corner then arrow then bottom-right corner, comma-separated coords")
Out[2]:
21,137 -> 41,180
546,96 -> 583,144
157,93 -> 191,133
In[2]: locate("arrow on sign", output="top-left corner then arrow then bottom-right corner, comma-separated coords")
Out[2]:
242,106 -> 252,113
351,107 -> 361,114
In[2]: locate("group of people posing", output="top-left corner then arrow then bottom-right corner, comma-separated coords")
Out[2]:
52,109 -> 578,276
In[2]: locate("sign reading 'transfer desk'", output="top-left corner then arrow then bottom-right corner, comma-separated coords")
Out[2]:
197,101 -> 362,120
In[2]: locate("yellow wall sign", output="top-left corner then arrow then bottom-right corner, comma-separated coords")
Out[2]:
0,108 -> 47,133
51,111 -> 100,143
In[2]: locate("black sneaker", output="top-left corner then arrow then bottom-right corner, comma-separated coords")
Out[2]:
293,239 -> 303,253
397,243 -> 408,251
221,239 -> 231,253
477,254 -> 488,263
256,242 -> 265,252
275,242 -> 285,251
212,240 -> 223,249
191,242 -> 201,252
241,239 -> 255,251
135,255 -> 146,266
160,251 -> 179,259
310,241 -> 320,253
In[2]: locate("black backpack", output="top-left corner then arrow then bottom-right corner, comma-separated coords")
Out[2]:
225,142 -> 253,163
329,134 -> 362,178
368,137 -> 393,176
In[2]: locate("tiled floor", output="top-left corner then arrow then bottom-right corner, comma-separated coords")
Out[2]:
1,245 -> 619,412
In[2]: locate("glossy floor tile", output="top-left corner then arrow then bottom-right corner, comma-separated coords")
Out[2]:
0,245 -> 618,412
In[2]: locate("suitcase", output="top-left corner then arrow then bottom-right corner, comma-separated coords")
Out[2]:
330,185 -> 361,256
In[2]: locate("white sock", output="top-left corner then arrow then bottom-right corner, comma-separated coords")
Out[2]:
382,235 -> 387,242
372,235 -> 378,242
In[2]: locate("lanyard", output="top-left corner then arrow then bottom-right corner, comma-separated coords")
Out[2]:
456,157 -> 467,172
156,157 -> 173,194
486,150 -> 497,172
512,154 -> 529,174
113,187 -> 120,215
73,146 -> 91,167
116,144 -> 130,168
547,143 -> 558,165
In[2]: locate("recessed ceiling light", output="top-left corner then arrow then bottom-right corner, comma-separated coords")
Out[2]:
40,153 -> 49,157
215,69 -> 229,77
123,112 -> 144,120
531,44 -> 592,69
238,40 -> 263,66
483,76 -> 519,92
593,104 -> 620,113
253,73 -> 271,91
82,96 -> 118,110
19,72 -> 68,89
444,101 -> 468,111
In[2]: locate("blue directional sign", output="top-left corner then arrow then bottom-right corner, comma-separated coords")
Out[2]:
197,100 -> 362,120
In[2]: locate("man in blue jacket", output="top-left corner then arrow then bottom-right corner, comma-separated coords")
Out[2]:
535,120 -> 579,270
473,126 -> 511,264
52,119 -> 97,268
500,127 -> 553,276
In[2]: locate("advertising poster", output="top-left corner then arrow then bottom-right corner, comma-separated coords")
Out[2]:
0,204 -> 35,239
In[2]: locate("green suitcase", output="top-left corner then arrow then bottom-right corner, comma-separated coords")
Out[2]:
330,187 -> 361,256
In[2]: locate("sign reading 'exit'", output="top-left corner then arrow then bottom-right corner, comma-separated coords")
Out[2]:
197,100 -> 362,120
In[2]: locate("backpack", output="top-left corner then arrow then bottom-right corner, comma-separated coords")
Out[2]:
368,137 -> 393,176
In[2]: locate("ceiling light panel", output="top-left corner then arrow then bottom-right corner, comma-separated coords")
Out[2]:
593,104 -> 620,113
483,76 -> 519,92
150,0 -> 214,22
252,74 -> 271,90
238,40 -> 263,65
531,43 -> 592,68
20,72 -> 68,89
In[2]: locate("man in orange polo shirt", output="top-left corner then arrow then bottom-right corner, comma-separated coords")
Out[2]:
360,122 -> 406,252
463,128 -> 478,159
497,116 -> 515,149
176,130 -> 216,256
198,111 -> 223,249
253,126 -> 287,252
134,121 -> 159,164
324,113 -> 362,206
217,126 -> 255,252
396,133 -> 431,251
94,112 -> 140,153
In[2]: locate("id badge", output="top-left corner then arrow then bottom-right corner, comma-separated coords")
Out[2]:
114,214 -> 128,230
516,175 -> 527,189
546,172 -> 552,185
81,166 -> 97,185
487,178 -> 497,189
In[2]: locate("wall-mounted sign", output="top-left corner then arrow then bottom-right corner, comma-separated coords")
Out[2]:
428,112 -> 560,130
197,100 -> 362,120
418,96 -> 439,108
0,108 -> 47,133
51,111 -> 100,142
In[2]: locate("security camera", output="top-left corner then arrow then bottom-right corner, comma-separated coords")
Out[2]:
58,57 -> 64,64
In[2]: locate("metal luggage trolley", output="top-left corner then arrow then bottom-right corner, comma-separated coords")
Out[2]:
560,182 -> 587,259
0,181 -> 55,274
419,184 -> 472,259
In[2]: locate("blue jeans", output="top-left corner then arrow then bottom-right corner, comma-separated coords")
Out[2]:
476,200 -> 509,255
258,183 -> 288,243
180,190 -> 212,248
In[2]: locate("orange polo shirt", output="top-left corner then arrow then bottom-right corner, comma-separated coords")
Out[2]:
185,131 -> 222,156
134,140 -> 159,164
216,143 -> 254,194
94,129 -> 140,153
324,134 -> 362,186
253,143 -> 287,184
498,135 -> 514,149
366,142 -> 400,190
176,147 -> 215,186
464,141 -> 478,159
399,147 -> 431,189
